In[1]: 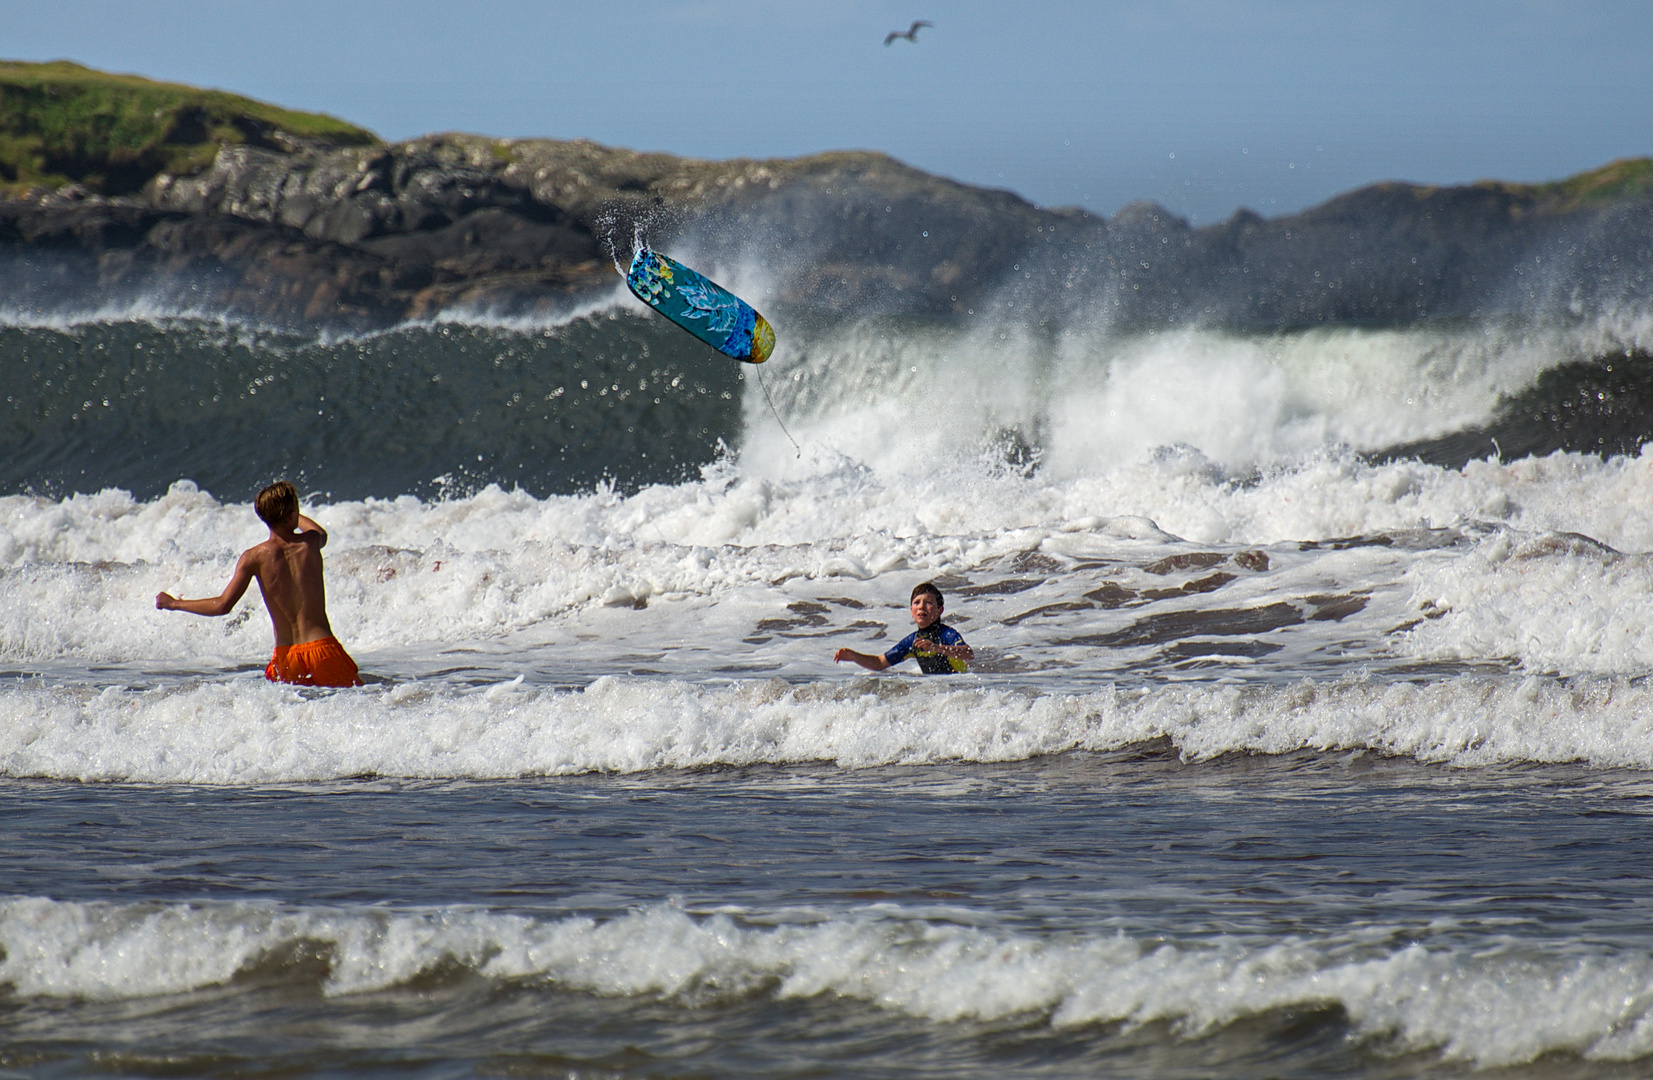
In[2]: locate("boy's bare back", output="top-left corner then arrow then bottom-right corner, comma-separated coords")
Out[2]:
238,516 -> 335,647
156,481 -> 360,687
156,512 -> 334,647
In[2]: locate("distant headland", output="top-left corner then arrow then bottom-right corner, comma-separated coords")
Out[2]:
3,60 -> 1650,330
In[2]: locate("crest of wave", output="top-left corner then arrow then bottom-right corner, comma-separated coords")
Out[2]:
5,896 -> 1651,1067
5,674 -> 1653,784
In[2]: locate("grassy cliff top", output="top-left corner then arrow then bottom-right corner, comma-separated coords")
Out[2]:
1476,157 -> 1653,211
0,59 -> 378,196
2,59 -> 1647,221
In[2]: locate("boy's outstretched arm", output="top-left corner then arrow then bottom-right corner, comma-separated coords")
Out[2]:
156,551 -> 257,617
834,647 -> 891,672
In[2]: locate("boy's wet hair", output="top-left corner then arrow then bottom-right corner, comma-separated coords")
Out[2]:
910,581 -> 944,607
255,481 -> 299,526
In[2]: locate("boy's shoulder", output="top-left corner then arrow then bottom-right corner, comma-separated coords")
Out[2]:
241,531 -> 305,562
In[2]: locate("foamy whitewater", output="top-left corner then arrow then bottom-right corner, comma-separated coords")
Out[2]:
6,263 -> 1653,1076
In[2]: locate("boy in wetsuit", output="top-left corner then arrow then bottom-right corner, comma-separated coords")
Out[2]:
156,481 -> 362,687
834,581 -> 973,674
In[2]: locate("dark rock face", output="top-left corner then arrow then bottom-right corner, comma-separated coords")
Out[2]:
2,131 -> 1650,331
1373,349 -> 1653,466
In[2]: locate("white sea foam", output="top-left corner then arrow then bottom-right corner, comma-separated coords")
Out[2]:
3,895 -> 1649,1067
0,283 -> 637,338
745,316 -> 1653,478
371,281 -> 636,339
4,673 -> 1653,784
7,445 -> 1653,683
1400,529 -> 1653,674
8,307 -> 1653,770
8,446 -> 1653,566
0,297 -> 234,331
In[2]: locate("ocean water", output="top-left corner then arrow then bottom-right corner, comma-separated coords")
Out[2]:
6,251 -> 1653,1077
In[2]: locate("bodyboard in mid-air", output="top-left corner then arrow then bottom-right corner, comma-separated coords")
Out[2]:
625,247 -> 775,363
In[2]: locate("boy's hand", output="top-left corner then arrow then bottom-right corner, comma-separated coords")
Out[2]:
156,592 -> 177,610
834,647 -> 890,671
913,641 -> 972,668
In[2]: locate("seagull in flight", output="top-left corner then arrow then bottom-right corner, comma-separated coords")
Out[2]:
884,20 -> 933,45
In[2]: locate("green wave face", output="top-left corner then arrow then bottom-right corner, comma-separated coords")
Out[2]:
0,315 -> 742,500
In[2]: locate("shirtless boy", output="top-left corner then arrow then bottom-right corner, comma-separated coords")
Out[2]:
156,481 -> 362,687
834,581 -> 973,674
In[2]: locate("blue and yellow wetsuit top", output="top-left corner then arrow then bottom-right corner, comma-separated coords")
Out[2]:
884,623 -> 969,674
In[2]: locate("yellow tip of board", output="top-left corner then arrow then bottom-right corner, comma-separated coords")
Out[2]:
749,314 -> 775,363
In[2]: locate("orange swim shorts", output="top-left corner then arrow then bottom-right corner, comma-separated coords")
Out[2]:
265,636 -> 362,688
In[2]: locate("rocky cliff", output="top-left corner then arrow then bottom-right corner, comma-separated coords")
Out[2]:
2,63 -> 1650,331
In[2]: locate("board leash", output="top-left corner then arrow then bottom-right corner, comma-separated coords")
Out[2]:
754,365 -> 802,457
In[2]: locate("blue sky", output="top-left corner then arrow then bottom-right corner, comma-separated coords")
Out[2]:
6,0 -> 1649,224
